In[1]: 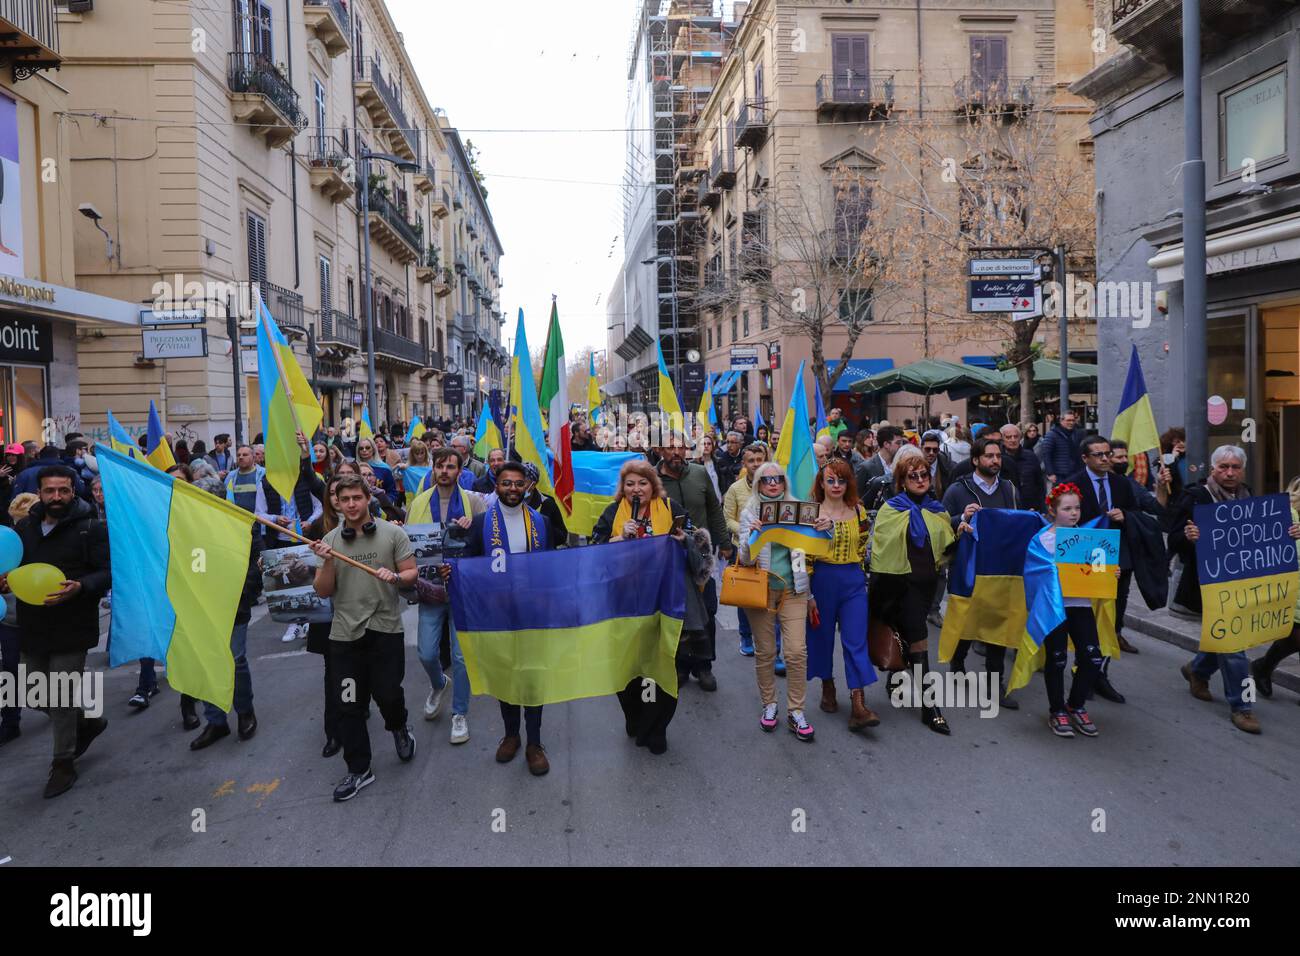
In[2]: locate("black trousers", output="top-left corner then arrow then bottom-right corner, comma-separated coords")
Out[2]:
330,630 -> 408,775
306,622 -> 340,743
871,573 -> 938,652
952,640 -> 1007,677
616,677 -> 678,748
500,701 -> 542,746
1044,606 -> 1103,713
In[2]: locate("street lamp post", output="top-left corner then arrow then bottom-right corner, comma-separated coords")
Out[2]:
359,149 -> 419,426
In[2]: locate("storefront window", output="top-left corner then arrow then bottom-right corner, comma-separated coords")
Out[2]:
1220,67 -> 1286,177
0,366 -> 48,446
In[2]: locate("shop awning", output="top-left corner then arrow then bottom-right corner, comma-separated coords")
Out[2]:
961,355 -> 999,369
848,359 -> 1003,397
827,358 -> 895,392
985,359 -> 1099,393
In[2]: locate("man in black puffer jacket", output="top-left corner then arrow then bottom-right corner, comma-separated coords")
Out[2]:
6,465 -> 111,798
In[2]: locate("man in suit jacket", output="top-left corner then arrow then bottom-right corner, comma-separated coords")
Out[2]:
1063,435 -> 1138,703
854,425 -> 906,504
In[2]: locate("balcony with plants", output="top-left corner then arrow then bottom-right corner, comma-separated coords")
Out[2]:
365,176 -> 421,263
227,52 -> 309,148
308,134 -> 354,202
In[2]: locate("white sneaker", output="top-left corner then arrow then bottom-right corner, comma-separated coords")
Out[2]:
450,713 -> 469,744
423,679 -> 449,720
281,623 -> 303,643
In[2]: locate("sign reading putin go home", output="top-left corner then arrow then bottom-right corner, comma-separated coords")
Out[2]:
1194,494 -> 1299,652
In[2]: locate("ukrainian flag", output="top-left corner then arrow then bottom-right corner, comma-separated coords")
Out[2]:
106,410 -> 139,459
403,465 -> 431,508
1008,517 -> 1119,693
939,509 -> 1044,662
697,373 -> 716,432
449,534 -> 686,705
145,400 -> 175,470
405,417 -> 426,443
1111,344 -> 1160,467
256,294 -> 323,501
754,404 -> 765,432
96,444 -> 255,711
774,361 -> 817,500
656,341 -> 684,434
568,450 -> 645,538
749,522 -> 833,558
509,309 -> 556,499
587,352 -> 603,426
358,407 -> 374,441
473,400 -> 503,459
814,378 -> 831,442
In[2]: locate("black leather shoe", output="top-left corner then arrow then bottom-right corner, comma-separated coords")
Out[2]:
393,726 -> 416,762
74,716 -> 108,758
1094,676 -> 1127,704
1250,658 -> 1273,698
190,723 -> 231,751
694,668 -> 718,692
1000,688 -> 1020,710
322,737 -> 342,758
44,759 -> 77,799
180,697 -> 199,731
237,711 -> 257,741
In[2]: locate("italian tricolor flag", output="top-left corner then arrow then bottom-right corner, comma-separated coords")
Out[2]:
538,299 -> 573,515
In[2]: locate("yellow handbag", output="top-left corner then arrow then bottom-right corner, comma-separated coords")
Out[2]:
721,563 -> 769,609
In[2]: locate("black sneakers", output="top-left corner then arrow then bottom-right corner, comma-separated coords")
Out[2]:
333,768 -> 375,802
393,726 -> 416,762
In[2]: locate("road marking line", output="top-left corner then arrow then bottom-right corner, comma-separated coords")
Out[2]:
0,856 -> 11,865
257,649 -> 309,660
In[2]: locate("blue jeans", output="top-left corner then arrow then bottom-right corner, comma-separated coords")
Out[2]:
204,623 -> 254,724
417,603 -> 469,716
1190,650 -> 1251,712
137,657 -> 157,694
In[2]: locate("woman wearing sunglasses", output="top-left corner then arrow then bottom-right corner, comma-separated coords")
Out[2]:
808,458 -> 879,731
738,462 -> 815,740
869,446 -> 970,735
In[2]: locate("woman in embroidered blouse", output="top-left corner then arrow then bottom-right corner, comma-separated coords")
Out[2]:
808,458 -> 879,731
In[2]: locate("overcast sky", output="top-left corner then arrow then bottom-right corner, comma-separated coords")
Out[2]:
388,0 -> 642,360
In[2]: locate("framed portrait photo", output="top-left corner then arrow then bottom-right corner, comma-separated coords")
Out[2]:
798,502 -> 821,526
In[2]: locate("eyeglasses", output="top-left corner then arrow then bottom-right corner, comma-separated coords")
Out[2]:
905,471 -> 931,481
823,476 -> 846,486
1088,449 -> 1113,458
758,476 -> 786,486
498,480 -> 527,490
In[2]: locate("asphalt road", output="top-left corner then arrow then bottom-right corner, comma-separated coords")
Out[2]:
2,603 -> 1297,866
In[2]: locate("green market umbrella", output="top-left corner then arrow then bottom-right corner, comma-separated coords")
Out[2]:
848,359 -> 1006,397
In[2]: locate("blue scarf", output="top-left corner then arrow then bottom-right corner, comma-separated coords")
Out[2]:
885,492 -> 946,549
484,500 -> 546,553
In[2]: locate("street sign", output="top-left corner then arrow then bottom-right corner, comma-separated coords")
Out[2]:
240,334 -> 258,348
969,278 -> 1036,313
969,257 -> 1038,276
769,342 -> 781,370
240,349 -> 258,374
442,374 -> 464,407
730,346 -> 759,370
140,307 -> 206,327
1011,282 -> 1044,321
680,362 -> 706,408
142,328 -> 207,360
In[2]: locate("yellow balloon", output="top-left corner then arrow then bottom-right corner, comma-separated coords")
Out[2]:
9,563 -> 67,605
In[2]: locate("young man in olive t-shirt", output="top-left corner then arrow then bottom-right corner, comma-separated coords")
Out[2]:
311,475 -> 419,802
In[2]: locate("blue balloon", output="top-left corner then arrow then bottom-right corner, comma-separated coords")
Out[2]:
0,526 -> 23,576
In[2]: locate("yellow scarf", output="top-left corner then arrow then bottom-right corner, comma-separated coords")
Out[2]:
613,496 -> 674,537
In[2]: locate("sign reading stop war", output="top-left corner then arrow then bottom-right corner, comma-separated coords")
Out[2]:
1193,494 -> 1299,652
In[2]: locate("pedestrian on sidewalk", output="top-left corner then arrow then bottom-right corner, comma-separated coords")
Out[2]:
310,475 -> 419,802
3,466 -> 111,798
461,462 -> 554,775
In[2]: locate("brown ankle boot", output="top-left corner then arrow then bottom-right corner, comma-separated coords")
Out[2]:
848,688 -> 881,731
820,678 -> 838,713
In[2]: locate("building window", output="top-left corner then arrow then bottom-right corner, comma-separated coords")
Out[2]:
969,35 -> 1008,91
731,315 -> 738,342
346,277 -> 355,318
839,289 -> 873,326
233,0 -> 273,57
1219,66 -> 1287,178
761,301 -> 769,330
707,326 -> 712,351
831,34 -> 869,91
313,78 -> 326,136
742,309 -> 750,337
318,255 -> 332,315
834,180 -> 872,258
246,211 -> 267,290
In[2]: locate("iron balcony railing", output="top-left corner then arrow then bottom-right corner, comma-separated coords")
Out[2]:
367,186 -> 422,252
1111,0 -> 1154,22
425,350 -> 444,371
735,99 -> 769,149
815,73 -> 895,109
0,0 -> 59,57
319,308 -> 360,347
366,55 -> 417,154
953,75 -> 1036,108
260,281 -> 306,332
227,53 -> 309,131
364,325 -> 426,365
309,133 -> 349,168
304,0 -> 350,33
710,149 -> 735,187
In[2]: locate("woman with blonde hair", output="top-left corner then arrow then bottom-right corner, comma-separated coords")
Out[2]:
868,445 -> 968,735
1249,476 -> 1300,704
738,461 -> 815,740
591,459 -> 709,755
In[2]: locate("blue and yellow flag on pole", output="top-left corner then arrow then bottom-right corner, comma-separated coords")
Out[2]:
97,444 -> 255,711
256,293 -> 323,501
567,450 -> 645,538
774,361 -> 817,500
814,378 -> 831,442
402,465 -> 431,508
697,373 -> 716,433
1111,344 -> 1160,469
358,407 -> 374,441
145,400 -> 175,470
405,417 -> 426,443
656,340 -> 684,435
473,400 -> 504,459
106,410 -> 139,459
939,509 -> 1044,661
754,403 -> 765,433
509,308 -> 556,498
449,534 -> 686,705
587,352 -> 602,426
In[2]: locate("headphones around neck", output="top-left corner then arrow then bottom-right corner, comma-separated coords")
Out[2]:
340,521 -> 377,540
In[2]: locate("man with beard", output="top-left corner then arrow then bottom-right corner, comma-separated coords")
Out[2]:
3,466 -> 111,798
462,462 -> 555,775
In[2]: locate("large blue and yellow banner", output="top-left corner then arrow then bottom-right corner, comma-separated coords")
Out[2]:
1194,494 -> 1299,652
449,534 -> 686,705
939,509 -> 1043,661
567,450 -> 645,538
97,444 -> 255,711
